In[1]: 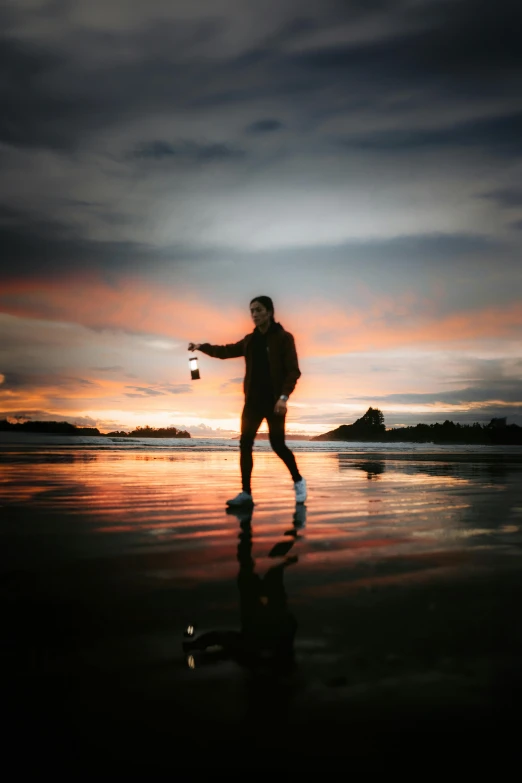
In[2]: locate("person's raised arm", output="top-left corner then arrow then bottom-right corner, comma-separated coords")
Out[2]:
187,339 -> 244,359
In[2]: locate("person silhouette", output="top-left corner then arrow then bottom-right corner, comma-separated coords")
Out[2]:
188,296 -> 307,506
182,505 -> 305,676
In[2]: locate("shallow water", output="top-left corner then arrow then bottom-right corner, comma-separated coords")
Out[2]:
2,448 -> 522,563
2,445 -> 522,767
3,431 -> 522,453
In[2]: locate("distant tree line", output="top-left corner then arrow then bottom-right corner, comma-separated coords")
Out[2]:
3,411 -> 521,444
385,418 -> 521,445
107,425 -> 191,438
0,420 -> 191,438
312,408 -> 522,445
0,419 -> 101,435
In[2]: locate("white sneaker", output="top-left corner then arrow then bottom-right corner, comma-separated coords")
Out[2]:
226,491 -> 254,507
294,478 -> 307,503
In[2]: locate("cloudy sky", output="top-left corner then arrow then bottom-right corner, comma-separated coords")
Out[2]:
1,0 -> 522,436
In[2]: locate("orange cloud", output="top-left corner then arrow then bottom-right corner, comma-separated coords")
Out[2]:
2,277 -> 522,433
0,373 -> 123,413
2,276 -> 521,357
296,297 -> 522,355
0,274 -> 247,343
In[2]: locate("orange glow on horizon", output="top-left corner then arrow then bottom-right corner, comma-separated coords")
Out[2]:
1,276 -> 521,430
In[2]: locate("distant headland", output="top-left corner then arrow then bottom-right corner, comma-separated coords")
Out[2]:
311,407 -> 522,445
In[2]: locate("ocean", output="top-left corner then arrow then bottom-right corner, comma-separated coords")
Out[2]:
2,431 -> 522,454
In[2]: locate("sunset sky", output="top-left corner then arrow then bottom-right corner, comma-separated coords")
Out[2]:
1,0 -> 522,436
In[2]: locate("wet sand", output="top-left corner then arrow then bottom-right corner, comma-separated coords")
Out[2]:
2,448 -> 522,770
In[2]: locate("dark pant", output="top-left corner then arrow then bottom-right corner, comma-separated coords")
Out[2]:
240,399 -> 302,493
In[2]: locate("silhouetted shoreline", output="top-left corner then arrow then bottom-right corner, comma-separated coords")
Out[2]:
106,425 -> 191,438
312,407 -> 522,445
2,409 -> 522,445
0,420 -> 191,438
0,419 -> 101,436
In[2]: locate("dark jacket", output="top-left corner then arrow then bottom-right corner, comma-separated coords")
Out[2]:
199,321 -> 301,401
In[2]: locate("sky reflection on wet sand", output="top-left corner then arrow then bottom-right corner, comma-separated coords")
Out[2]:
2,450 -> 521,569
2,448 -> 522,767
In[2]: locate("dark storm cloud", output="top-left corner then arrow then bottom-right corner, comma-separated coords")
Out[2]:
510,219 -> 522,232
0,15 -> 71,147
291,0 -> 522,85
245,119 -> 284,134
0,10 -> 224,151
0,201 -> 505,280
0,204 -> 196,278
0,33 -> 96,151
132,141 -> 177,159
131,139 -> 245,162
1,1 -> 521,154
269,232 -> 503,264
480,189 -> 522,208
335,112 -> 522,157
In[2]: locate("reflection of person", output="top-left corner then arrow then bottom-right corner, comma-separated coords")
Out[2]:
236,511 -> 298,674
188,296 -> 306,507
183,507 -> 303,675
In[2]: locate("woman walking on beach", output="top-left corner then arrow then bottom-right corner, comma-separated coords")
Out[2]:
188,296 -> 306,507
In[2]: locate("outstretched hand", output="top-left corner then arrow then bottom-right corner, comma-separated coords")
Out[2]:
188,342 -> 201,351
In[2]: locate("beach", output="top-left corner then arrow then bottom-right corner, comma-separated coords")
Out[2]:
2,438 -> 522,770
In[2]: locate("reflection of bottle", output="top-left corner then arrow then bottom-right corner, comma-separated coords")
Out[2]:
189,355 -> 200,380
